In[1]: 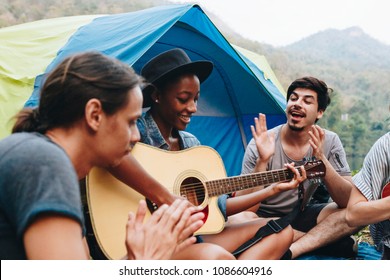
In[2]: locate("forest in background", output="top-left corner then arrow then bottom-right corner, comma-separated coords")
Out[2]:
1,0 -> 389,170
225,27 -> 390,171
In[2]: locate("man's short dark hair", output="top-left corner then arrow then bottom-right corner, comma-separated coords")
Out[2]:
287,76 -> 332,112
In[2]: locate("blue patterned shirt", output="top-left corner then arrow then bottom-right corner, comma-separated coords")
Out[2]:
137,110 -> 200,150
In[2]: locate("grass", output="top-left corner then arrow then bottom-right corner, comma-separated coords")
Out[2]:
354,226 -> 373,245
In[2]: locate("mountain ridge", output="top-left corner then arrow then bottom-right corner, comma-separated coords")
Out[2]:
283,26 -> 390,70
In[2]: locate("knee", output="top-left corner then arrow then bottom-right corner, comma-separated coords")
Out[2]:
274,225 -> 294,246
317,202 -> 340,222
201,244 -> 236,260
240,211 -> 259,220
282,225 -> 294,242
263,225 -> 293,249
228,211 -> 258,224
173,243 -> 235,260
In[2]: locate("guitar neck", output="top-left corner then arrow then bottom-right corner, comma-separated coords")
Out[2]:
206,168 -> 295,197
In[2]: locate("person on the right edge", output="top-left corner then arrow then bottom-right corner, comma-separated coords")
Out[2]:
237,76 -> 360,259
346,131 -> 390,260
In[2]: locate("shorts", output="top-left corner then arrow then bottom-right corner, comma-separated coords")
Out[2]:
290,203 -> 327,232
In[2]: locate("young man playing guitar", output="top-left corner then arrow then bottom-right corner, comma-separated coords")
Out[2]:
346,131 -> 390,260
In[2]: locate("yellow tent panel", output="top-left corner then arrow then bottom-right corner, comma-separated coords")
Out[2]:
0,15 -> 97,139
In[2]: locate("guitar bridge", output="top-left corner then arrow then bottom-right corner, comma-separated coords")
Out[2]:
146,199 -> 158,213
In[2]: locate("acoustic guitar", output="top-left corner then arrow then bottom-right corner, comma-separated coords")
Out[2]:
85,142 -> 326,259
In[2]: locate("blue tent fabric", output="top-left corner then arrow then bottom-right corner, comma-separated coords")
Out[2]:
355,243 -> 382,260
24,4 -> 287,176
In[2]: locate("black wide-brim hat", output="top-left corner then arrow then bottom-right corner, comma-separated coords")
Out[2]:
141,48 -> 213,107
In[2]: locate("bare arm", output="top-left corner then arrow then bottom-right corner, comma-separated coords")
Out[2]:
227,187 -> 276,214
108,154 -> 176,206
24,215 -> 89,259
309,125 -> 353,207
24,202 -> 203,260
346,186 -> 390,227
226,164 -> 306,216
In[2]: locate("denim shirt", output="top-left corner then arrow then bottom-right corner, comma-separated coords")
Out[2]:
137,110 -> 229,221
137,110 -> 200,150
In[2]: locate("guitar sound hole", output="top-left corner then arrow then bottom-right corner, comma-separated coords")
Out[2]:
180,177 -> 205,207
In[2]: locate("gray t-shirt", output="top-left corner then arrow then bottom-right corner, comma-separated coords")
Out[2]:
241,125 -> 351,217
0,132 -> 84,259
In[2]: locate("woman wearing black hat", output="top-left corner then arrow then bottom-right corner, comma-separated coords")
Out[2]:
108,48 -> 305,259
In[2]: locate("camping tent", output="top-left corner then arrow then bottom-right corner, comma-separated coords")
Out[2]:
0,4 -> 287,176
233,44 -> 286,98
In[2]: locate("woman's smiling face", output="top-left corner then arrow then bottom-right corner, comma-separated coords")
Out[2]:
155,73 -> 200,131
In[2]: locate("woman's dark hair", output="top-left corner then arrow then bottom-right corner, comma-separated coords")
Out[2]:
12,52 -> 141,133
287,76 -> 332,112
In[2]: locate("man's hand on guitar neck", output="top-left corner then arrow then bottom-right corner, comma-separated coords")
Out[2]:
125,199 -> 204,260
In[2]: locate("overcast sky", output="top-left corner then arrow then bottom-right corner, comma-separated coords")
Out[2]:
169,0 -> 390,47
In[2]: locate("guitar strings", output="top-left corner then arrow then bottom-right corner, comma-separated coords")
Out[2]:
177,164 -> 322,194
179,170 -> 292,194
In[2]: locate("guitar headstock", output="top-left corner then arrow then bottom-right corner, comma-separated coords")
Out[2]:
303,160 -> 326,178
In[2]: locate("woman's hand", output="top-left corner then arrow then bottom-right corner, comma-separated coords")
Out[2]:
125,199 -> 204,260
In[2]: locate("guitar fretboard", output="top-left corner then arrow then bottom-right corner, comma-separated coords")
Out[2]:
206,169 -> 294,196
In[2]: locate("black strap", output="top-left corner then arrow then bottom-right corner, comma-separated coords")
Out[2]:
232,206 -> 299,256
232,183 -> 304,256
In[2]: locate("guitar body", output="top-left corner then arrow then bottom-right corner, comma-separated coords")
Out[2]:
85,143 -> 326,259
381,182 -> 390,198
86,143 -> 227,259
